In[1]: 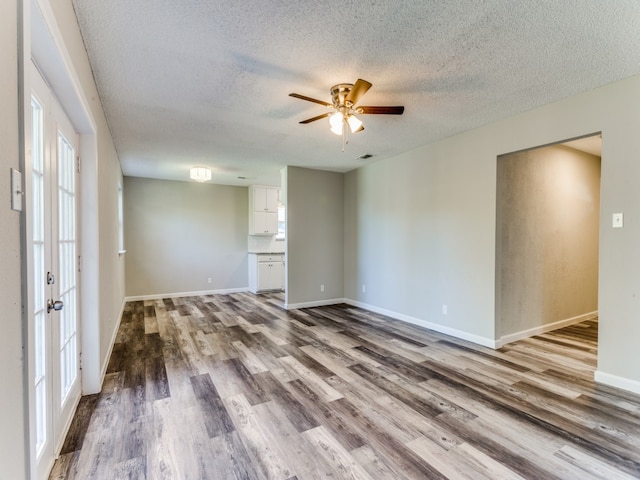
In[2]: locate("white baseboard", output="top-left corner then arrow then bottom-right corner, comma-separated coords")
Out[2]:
496,310 -> 598,348
125,287 -> 250,302
343,299 -> 497,349
285,298 -> 346,310
97,298 -> 126,392
595,370 -> 640,395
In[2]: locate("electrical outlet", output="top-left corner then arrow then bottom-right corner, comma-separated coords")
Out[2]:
442,304 -> 448,315
207,277 -> 212,284
362,285 -> 366,293
320,284 -> 325,292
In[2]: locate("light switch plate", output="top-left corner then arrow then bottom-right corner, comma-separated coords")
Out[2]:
11,168 -> 23,212
612,213 -> 623,228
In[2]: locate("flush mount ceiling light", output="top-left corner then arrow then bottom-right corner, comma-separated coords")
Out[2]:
289,79 -> 404,151
190,166 -> 212,182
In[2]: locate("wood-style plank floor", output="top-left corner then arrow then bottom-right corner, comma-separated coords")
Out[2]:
50,293 -> 640,479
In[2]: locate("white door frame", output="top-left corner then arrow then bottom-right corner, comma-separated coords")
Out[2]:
30,63 -> 83,479
24,0 -> 102,477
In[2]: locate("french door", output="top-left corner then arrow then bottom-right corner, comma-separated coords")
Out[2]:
30,63 -> 82,480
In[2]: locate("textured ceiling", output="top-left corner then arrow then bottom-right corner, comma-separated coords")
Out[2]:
71,0 -> 640,186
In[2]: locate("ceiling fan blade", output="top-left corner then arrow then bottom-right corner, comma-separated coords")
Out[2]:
345,79 -> 372,106
358,106 -> 405,115
289,93 -> 332,107
299,112 -> 331,124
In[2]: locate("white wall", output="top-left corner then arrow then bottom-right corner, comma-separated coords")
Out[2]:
0,0 -> 29,477
286,167 -> 344,307
345,75 -> 640,391
0,1 -> 125,476
48,0 -> 125,388
124,177 -> 249,297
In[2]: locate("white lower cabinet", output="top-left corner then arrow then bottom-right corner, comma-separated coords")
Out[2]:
249,254 -> 284,293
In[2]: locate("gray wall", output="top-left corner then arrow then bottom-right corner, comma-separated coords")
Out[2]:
344,135 -> 495,343
286,167 -> 344,306
1,0 -> 28,477
124,177 -> 248,297
344,74 -> 640,389
496,145 -> 601,338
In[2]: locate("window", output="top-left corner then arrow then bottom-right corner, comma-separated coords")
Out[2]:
276,204 -> 286,240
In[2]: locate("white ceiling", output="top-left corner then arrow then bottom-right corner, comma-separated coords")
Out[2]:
71,0 -> 640,186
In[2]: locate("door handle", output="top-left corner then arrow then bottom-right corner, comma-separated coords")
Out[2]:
47,299 -> 64,313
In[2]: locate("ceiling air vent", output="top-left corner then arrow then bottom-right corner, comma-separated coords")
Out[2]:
357,154 -> 373,160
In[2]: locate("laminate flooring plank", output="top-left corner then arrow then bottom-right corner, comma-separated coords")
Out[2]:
114,386 -> 146,463
51,295 -> 640,480
325,374 -> 425,445
162,297 -> 176,311
112,455 -> 146,480
223,393 -> 294,480
554,444 -> 640,480
48,451 -> 80,480
437,339 -> 532,373
422,360 -> 640,476
325,392 -> 449,480
207,330 -> 239,361
224,357 -> 272,406
422,386 -> 597,479
574,390 -> 640,422
382,372 -> 477,423
433,412 -> 566,480
146,400 -> 221,480
301,425 -> 374,480
253,400 -> 337,479
502,342 -> 594,373
348,329 -> 431,363
232,340 -> 270,374
250,331 -> 292,359
253,323 -> 290,346
350,444 -> 410,480
298,344 -> 363,382
516,337 -> 598,367
190,373 -> 236,438
278,344 -> 337,378
208,430 -> 266,480
366,378 -> 467,452
286,379 -> 366,451
59,393 -> 99,454
348,362 -> 443,418
405,436 -> 476,480
251,371 -> 321,433
278,355 -> 344,402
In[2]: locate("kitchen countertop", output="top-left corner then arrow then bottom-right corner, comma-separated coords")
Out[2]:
248,251 -> 285,255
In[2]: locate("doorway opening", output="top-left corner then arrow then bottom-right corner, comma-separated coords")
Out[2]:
495,133 -> 602,346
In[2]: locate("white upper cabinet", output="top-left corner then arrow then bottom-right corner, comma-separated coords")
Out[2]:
252,186 -> 279,212
249,185 -> 279,235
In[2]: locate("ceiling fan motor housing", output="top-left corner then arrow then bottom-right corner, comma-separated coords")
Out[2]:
331,83 -> 355,108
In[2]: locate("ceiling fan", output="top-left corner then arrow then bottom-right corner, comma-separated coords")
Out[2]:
289,79 -> 404,147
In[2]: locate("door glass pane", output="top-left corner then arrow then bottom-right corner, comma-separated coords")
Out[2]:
31,96 -> 47,454
57,132 -> 77,402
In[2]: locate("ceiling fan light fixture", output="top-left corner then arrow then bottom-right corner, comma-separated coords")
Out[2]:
347,114 -> 363,133
329,112 -> 344,135
190,166 -> 212,183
